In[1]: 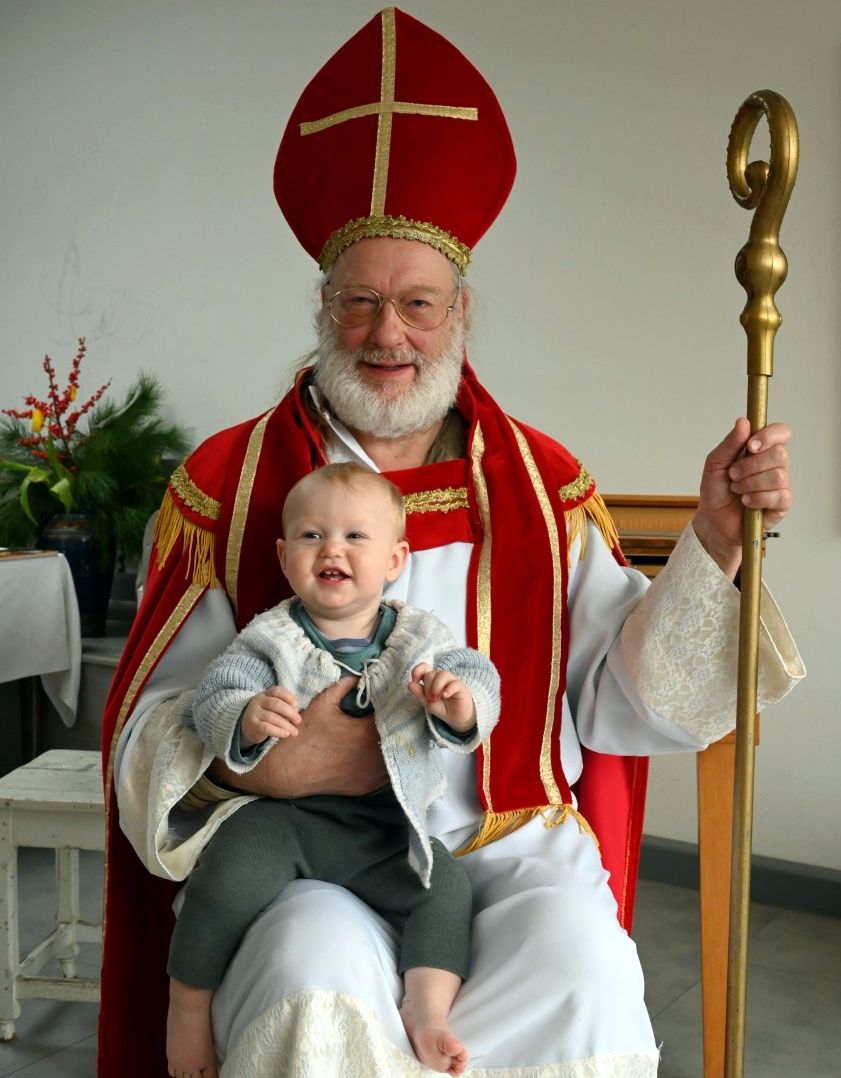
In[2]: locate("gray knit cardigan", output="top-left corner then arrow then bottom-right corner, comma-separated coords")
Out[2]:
189,598 -> 500,886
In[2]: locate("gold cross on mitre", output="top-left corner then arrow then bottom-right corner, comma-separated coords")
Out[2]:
299,7 -> 478,215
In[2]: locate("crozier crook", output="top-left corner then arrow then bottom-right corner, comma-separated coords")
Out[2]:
724,89 -> 798,1078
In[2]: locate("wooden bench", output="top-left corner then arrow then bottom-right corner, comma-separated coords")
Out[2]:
0,749 -> 104,1041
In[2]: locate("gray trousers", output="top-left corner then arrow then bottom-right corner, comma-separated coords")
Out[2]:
167,786 -> 472,989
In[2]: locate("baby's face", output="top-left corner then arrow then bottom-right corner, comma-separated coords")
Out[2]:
277,479 -> 408,628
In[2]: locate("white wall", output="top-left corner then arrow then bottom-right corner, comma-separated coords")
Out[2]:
2,0 -> 838,869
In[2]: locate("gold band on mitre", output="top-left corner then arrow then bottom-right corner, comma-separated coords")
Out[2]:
319,214 -> 472,274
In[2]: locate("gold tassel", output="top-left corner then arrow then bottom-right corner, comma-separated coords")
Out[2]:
565,490 -> 622,565
153,489 -> 218,588
564,504 -> 588,566
540,804 -> 600,849
583,490 -> 621,554
455,804 -> 599,856
153,490 -> 183,569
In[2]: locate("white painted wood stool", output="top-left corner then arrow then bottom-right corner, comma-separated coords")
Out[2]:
0,749 -> 104,1041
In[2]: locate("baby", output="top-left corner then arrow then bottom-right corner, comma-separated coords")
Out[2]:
166,462 -> 500,1078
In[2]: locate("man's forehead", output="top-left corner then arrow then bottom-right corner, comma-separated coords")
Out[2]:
329,236 -> 455,288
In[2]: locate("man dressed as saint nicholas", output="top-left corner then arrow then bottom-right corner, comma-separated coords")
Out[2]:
100,8 -> 804,1077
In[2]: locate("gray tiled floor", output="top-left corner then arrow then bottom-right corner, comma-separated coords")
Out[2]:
2,849 -> 839,1075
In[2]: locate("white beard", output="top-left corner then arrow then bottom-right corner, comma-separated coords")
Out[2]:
313,312 -> 465,439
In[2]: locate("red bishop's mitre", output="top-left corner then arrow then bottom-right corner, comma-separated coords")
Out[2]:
274,6 -> 516,274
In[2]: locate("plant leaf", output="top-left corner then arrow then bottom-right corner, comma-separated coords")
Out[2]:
19,467 -> 50,524
50,476 -> 73,513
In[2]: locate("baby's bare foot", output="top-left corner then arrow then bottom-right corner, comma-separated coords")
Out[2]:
167,980 -> 219,1078
400,998 -> 469,1076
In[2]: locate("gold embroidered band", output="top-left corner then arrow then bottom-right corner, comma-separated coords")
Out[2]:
558,459 -> 594,503
318,215 -> 471,274
404,486 -> 469,515
169,464 -> 221,520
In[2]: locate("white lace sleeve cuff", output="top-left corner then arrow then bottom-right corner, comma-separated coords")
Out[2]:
117,691 -> 256,881
619,523 -> 805,744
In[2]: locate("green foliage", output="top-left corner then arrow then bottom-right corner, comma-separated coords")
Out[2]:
0,372 -> 191,560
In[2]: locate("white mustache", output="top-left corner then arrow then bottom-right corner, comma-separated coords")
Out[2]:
353,348 -> 424,369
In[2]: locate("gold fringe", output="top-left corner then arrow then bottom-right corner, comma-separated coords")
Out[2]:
564,504 -> 588,566
584,490 -> 621,554
540,804 -> 600,849
455,804 -> 599,856
153,489 -> 218,588
564,491 -> 622,566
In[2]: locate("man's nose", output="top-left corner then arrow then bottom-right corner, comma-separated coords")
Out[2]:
367,298 -> 408,348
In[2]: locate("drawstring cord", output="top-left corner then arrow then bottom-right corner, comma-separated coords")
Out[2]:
332,657 -> 380,709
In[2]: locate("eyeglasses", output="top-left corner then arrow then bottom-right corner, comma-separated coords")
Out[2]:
326,283 -> 461,331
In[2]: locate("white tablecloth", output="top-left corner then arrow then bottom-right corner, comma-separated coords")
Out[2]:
0,552 -> 81,726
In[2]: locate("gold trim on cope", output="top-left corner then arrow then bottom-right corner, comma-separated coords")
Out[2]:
508,418 -> 563,806
470,423 -> 493,811
225,407 -> 277,614
404,486 -> 469,515
170,464 -> 221,520
103,582 -> 207,931
319,215 -> 471,274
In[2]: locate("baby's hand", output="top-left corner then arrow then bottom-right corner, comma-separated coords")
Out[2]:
408,664 -> 477,734
241,687 -> 302,748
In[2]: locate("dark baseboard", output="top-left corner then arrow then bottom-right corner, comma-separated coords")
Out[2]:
640,836 -> 841,919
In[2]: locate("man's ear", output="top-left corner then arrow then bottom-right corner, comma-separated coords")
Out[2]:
276,538 -> 287,578
455,282 -> 472,336
386,540 -> 410,582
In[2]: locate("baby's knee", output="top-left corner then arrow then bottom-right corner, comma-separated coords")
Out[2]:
235,881 -> 402,994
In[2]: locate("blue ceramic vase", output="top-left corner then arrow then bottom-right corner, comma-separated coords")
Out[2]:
40,513 -> 115,637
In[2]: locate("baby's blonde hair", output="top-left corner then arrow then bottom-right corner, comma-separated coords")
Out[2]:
282,462 -> 407,539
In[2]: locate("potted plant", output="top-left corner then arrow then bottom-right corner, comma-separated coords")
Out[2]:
0,338 -> 191,634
